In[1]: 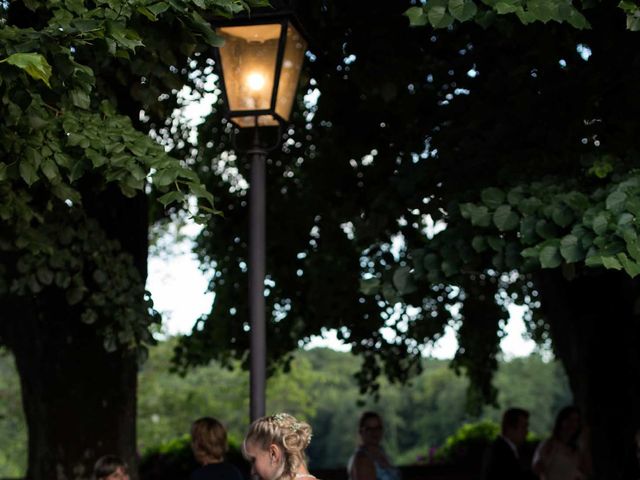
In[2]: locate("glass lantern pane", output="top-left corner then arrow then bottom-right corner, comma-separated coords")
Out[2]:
233,115 -> 280,128
218,24 -> 282,113
275,24 -> 307,121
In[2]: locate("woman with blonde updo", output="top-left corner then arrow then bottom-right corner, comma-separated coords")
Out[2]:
242,413 -> 316,480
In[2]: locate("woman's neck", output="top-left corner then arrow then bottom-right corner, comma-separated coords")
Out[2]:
293,470 -> 314,479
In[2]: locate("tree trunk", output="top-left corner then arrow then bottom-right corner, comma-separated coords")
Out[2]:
1,189 -> 148,480
4,305 -> 138,480
535,269 -> 640,480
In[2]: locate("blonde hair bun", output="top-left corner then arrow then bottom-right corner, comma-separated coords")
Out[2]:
244,413 -> 313,479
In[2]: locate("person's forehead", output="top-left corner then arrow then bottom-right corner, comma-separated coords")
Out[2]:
364,418 -> 382,427
244,441 -> 261,456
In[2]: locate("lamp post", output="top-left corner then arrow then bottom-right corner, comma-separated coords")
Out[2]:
214,12 -> 308,421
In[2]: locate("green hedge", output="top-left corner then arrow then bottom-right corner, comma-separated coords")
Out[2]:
434,420 -> 539,468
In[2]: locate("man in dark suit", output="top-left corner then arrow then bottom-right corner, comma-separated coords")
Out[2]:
481,407 -> 534,480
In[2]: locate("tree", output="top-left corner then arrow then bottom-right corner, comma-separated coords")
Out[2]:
175,1 -> 640,478
0,1 -> 266,478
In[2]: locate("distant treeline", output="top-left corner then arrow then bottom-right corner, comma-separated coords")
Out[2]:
0,341 -> 571,477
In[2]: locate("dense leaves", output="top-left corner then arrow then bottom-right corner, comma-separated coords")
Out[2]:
0,0 -> 273,354
172,0 -> 640,420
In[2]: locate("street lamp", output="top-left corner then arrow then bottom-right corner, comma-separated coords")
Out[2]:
214,12 -> 308,421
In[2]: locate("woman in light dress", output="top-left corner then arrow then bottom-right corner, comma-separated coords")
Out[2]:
532,406 -> 592,480
243,413 -> 317,480
348,412 -> 401,480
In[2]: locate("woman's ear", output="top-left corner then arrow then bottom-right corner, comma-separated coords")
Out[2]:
269,444 -> 281,462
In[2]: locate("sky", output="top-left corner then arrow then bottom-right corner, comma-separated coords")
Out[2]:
146,230 -> 537,360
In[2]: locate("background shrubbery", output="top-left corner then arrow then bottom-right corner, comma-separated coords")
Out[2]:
1,341 -> 570,477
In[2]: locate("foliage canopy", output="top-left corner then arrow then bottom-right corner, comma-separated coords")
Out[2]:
172,0 -> 640,412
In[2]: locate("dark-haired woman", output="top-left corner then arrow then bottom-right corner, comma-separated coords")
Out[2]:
532,406 -> 592,480
348,412 -> 400,480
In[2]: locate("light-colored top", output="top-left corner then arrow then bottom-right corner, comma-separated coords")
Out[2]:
348,447 -> 401,480
532,438 -> 587,480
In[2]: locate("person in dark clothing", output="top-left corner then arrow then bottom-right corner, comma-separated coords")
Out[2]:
190,417 -> 244,480
481,407 -> 534,480
622,428 -> 640,480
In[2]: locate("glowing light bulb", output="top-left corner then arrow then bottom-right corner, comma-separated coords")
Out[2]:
246,72 -> 266,91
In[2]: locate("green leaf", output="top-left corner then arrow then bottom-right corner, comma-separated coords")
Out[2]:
626,196 -> 640,217
563,191 -> 589,211
382,282 -> 400,305
592,213 -> 609,235
70,89 -> 91,109
566,7 -> 590,28
405,6 -> 429,25
41,158 -> 60,181
36,266 -> 54,286
0,53 -> 52,87
495,1 -> 521,13
487,236 -> 505,251
585,254 -> 603,268
617,253 -> 640,278
51,182 -> 82,204
149,1 -> 170,15
518,197 -> 543,215
507,186 -> 525,206
92,270 -> 108,284
81,309 -> 98,325
103,333 -> 118,353
540,245 -> 562,268
470,205 -> 491,227
86,149 -> 107,168
360,277 -> 381,296
535,219 -> 558,239
107,21 -> 145,51
393,266 -> 417,294
606,190 -> 627,213
628,13 -> 640,31
137,2 -> 170,20
188,182 -> 214,206
423,253 -> 440,271
559,235 -> 583,263
493,205 -> 519,231
481,187 -> 506,208
471,235 -> 487,252
19,158 -> 38,186
626,239 -> 640,262
428,5 -> 455,27
601,255 -> 623,270
520,216 -> 538,245
526,0 -> 555,22
441,260 -> 458,277
152,168 -> 179,187
157,191 -> 184,207
449,0 -> 478,21
66,286 -> 85,305
551,205 -> 573,227
24,146 -> 42,169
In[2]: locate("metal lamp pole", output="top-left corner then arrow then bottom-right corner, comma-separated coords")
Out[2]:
214,11 -> 309,423
248,127 -> 267,421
